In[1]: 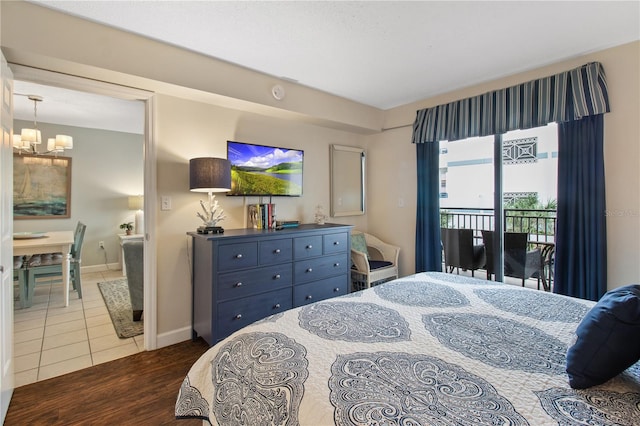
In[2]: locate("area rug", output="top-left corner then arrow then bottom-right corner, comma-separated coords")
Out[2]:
98,279 -> 143,338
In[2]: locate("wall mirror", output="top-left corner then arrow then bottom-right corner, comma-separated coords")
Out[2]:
330,145 -> 365,217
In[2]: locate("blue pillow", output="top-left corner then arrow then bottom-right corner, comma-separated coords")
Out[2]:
566,284 -> 640,389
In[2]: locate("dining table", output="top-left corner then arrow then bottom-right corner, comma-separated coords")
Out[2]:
13,230 -> 75,307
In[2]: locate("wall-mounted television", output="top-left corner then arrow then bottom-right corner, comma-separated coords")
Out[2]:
227,141 -> 303,196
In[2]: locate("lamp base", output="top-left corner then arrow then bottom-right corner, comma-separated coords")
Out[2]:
197,226 -> 224,234
135,209 -> 144,235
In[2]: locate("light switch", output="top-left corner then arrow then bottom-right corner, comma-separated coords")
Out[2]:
161,196 -> 172,211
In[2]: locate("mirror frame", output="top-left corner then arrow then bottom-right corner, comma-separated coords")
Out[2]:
330,144 -> 365,217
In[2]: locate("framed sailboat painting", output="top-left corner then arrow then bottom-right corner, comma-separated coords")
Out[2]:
13,154 -> 72,219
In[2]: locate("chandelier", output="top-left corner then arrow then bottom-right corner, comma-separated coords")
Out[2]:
13,94 -> 73,155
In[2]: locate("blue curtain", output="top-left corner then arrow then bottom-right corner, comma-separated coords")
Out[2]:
555,114 -> 607,300
415,142 -> 442,272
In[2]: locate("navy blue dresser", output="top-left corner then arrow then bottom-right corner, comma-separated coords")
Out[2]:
189,223 -> 352,345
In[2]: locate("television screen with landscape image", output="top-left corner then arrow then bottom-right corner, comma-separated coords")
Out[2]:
227,141 -> 303,196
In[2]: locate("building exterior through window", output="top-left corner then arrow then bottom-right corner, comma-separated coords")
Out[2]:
439,123 -> 558,209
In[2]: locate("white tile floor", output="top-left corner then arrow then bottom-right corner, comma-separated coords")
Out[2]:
13,269 -> 144,387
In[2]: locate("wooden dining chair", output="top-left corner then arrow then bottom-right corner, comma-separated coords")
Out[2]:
13,256 -> 29,308
23,222 -> 86,307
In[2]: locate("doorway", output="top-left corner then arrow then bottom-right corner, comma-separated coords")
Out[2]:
8,66 -> 156,385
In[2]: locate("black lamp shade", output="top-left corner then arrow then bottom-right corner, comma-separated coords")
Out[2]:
189,157 -> 231,193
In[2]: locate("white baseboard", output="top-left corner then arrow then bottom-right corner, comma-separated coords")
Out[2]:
81,263 -> 121,274
156,326 -> 193,349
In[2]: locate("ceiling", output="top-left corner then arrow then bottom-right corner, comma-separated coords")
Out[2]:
13,81 -> 145,134
13,1 -> 640,133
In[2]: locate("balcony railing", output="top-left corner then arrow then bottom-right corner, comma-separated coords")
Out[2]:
440,207 -> 556,243
440,207 -> 557,290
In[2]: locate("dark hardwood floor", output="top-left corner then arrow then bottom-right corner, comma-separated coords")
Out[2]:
5,338 -> 210,425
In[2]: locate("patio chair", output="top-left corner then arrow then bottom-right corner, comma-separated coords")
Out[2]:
351,231 -> 400,291
441,228 -> 486,277
481,230 -> 544,287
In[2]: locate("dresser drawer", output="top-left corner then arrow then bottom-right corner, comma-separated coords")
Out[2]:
294,235 -> 323,259
323,232 -> 348,254
259,238 -> 293,265
294,253 -> 348,284
218,242 -> 258,271
217,264 -> 293,301
217,288 -> 292,341
294,276 -> 348,307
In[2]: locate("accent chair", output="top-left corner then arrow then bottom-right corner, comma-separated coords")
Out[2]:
122,240 -> 144,321
350,231 -> 400,291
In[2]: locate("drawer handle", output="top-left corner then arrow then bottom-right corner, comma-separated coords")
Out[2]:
235,254 -> 243,259
274,249 -> 281,254
273,274 -> 281,280
306,295 -> 313,300
306,268 -> 313,273
334,287 -> 340,292
234,314 -> 242,320
274,303 -> 281,309
334,241 -> 340,245
234,282 -> 243,288
306,245 -> 313,249
334,263 -> 340,267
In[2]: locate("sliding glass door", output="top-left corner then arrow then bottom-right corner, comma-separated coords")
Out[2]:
440,124 -> 557,287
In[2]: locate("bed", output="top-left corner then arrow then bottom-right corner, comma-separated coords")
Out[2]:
175,272 -> 640,425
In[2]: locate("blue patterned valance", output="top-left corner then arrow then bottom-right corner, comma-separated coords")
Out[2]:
412,62 -> 610,143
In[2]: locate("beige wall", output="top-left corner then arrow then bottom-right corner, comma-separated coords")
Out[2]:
2,1 -> 639,346
373,41 -> 640,288
154,95 -> 367,335
12,120 -> 144,268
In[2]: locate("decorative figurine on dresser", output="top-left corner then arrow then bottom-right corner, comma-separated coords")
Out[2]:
188,223 -> 352,345
314,204 -> 328,225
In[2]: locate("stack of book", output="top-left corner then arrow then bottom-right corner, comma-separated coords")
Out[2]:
275,220 -> 299,230
248,203 -> 276,229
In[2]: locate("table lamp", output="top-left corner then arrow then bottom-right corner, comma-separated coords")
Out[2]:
189,157 -> 231,234
128,195 -> 144,234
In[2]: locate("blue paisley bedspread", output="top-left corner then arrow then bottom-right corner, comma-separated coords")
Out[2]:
175,272 -> 640,425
